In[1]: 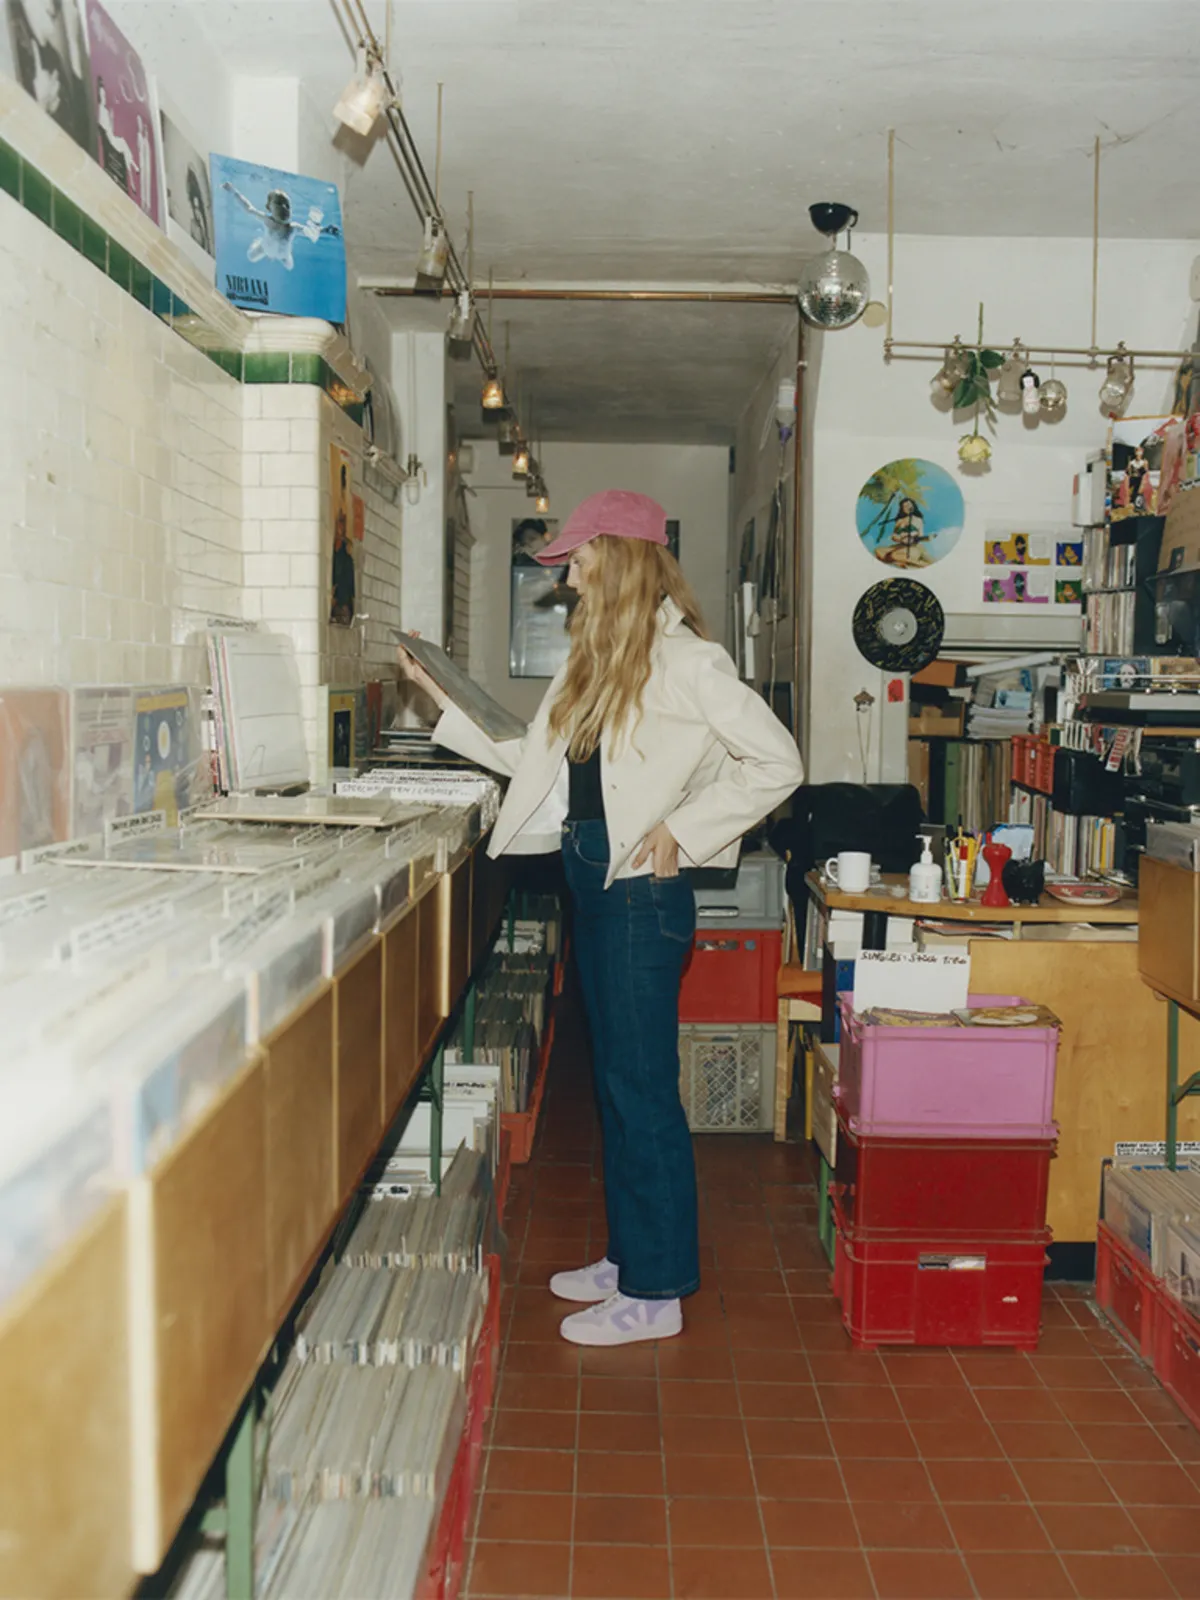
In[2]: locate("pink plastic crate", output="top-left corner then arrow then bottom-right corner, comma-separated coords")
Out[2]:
835,993 -> 1059,1140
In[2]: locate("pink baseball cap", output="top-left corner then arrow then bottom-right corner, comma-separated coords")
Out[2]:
535,490 -> 668,565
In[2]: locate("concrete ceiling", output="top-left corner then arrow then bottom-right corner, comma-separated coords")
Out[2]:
116,1 -> 1200,441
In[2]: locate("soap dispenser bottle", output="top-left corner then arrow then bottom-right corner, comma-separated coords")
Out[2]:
909,834 -> 942,903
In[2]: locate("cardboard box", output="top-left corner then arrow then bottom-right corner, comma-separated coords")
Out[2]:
907,703 -> 965,738
1159,490 -> 1200,575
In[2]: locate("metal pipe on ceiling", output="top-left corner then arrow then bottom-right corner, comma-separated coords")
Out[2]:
370,285 -> 796,304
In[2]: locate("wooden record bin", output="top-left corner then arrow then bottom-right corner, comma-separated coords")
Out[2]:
0,1194 -> 132,1600
417,872 -> 449,1063
262,982 -> 336,1322
441,853 -> 473,1018
333,937 -> 385,1202
1139,855 -> 1200,1007
129,1056 -> 270,1572
383,903 -> 421,1123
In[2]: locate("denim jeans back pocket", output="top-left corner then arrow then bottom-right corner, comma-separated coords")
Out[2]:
648,875 -> 696,944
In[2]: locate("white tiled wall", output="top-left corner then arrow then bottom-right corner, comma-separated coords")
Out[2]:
239,386 -> 403,778
0,190 -> 244,690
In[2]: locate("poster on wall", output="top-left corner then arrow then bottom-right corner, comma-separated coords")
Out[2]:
83,0 -> 161,223
1055,578 -> 1083,606
982,570 -> 1051,605
510,518 -> 571,679
156,91 -> 214,278
4,0 -> 95,153
0,689 -> 70,856
210,153 -> 346,321
329,443 -> 355,626
984,531 -> 1052,566
133,687 -> 190,824
856,458 -> 964,569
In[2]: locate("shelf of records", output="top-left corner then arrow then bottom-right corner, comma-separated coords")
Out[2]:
166,1141 -> 505,1600
0,806 -> 525,1597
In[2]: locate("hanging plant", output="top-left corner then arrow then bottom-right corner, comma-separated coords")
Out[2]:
952,348 -> 1004,423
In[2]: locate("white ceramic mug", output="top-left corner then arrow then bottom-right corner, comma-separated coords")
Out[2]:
825,851 -> 871,893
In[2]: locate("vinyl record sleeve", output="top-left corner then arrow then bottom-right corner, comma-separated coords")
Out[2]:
395,633 -> 528,742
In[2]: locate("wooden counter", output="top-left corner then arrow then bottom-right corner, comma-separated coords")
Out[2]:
806,870 -> 1140,929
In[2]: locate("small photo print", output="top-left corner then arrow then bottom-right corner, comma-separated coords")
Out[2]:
985,532 -> 1052,566
1056,540 -> 1083,568
1055,578 -> 1083,606
159,102 -> 214,267
982,569 -> 1051,605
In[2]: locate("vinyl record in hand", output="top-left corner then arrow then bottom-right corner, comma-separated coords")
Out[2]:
852,578 -> 944,672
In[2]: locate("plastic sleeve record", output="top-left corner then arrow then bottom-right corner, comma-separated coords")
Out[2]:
851,577 -> 945,672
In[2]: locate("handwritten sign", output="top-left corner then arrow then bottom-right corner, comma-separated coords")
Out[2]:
852,950 -> 970,1014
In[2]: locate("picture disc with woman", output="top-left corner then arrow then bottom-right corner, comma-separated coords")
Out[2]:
856,457 -> 965,569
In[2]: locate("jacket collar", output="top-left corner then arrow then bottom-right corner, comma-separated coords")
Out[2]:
660,596 -> 686,635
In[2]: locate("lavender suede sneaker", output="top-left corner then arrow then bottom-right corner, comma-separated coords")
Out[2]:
559,1292 -> 683,1346
548,1257 -> 620,1303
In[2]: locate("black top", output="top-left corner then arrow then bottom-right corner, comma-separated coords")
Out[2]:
567,748 -> 604,822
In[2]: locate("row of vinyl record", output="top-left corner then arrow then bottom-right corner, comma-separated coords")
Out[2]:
909,737 -> 1014,835
0,682 -> 207,860
169,1147 -> 498,1600
1083,589 -> 1136,656
1007,788 -> 1121,878
1081,524 -> 1138,594
0,797 -> 485,1319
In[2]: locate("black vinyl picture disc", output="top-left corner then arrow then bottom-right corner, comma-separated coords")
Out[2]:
852,578 -> 944,672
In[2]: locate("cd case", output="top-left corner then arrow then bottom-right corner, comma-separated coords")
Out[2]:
394,634 -> 528,743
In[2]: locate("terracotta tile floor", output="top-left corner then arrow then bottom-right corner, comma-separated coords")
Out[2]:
465,1001 -> 1200,1599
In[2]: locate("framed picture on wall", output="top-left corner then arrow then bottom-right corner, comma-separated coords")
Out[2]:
510,517 -> 571,679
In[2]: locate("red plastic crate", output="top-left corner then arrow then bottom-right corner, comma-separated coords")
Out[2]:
1096,1221 -> 1161,1361
832,1196 -> 1049,1350
679,926 -> 781,1024
1153,1284 -> 1200,1432
833,1103 -> 1056,1239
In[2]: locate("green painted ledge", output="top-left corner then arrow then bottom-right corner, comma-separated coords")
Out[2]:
0,131 -> 364,424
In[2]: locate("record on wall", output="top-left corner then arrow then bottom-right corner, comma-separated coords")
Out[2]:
852,578 -> 944,672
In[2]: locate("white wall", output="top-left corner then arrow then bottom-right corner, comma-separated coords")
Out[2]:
464,440 -> 730,722
807,231 -> 1199,784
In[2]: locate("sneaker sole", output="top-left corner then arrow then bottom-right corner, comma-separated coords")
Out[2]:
548,1284 -> 613,1304
558,1318 -> 683,1347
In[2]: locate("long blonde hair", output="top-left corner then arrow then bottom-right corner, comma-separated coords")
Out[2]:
548,536 -> 708,760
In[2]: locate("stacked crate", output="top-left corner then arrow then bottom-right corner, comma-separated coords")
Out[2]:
829,994 -> 1061,1349
676,853 -> 784,1132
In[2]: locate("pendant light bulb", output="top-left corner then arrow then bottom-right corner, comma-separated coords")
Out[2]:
512,442 -> 530,477
415,214 -> 450,292
333,44 -> 390,137
481,372 -> 505,410
536,489 -> 550,514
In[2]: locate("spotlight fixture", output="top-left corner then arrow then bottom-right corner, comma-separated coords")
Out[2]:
414,214 -> 450,293
526,470 -> 544,500
496,416 -> 518,456
512,442 -> 530,477
481,372 -> 506,410
333,43 -> 391,137
535,487 -> 550,515
797,202 -> 870,330
448,288 -> 474,345
1099,344 -> 1135,418
932,338 -> 971,397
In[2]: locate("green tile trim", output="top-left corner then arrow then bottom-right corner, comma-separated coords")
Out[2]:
0,132 -> 366,417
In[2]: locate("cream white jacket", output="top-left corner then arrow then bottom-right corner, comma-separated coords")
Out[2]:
433,600 -> 804,889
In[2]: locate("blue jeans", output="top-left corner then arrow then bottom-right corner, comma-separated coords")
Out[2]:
561,819 -> 700,1301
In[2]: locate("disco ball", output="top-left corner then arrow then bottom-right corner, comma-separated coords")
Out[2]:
797,246 -> 870,329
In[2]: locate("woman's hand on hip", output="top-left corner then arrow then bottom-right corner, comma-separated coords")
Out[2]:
632,822 -> 680,878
